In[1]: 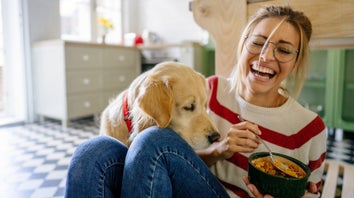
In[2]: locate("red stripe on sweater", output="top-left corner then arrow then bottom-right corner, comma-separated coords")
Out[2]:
208,76 -> 238,124
309,152 -> 326,171
259,116 -> 325,149
219,179 -> 252,198
309,152 -> 326,193
315,181 -> 322,194
227,152 -> 249,171
207,76 -> 325,149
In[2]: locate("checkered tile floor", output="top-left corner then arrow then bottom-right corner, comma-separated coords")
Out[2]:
326,130 -> 354,164
0,118 -> 353,198
0,119 -> 99,198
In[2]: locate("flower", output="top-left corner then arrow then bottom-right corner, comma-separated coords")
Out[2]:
98,17 -> 114,34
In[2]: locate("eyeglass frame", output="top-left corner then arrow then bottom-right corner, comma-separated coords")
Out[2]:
244,35 -> 299,63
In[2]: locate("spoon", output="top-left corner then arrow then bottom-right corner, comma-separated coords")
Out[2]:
238,115 -> 300,178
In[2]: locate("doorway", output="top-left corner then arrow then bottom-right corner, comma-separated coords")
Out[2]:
0,0 -> 5,117
0,0 -> 28,126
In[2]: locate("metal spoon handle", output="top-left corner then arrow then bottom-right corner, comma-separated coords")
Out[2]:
238,115 -> 275,160
255,134 -> 275,161
238,115 -> 298,177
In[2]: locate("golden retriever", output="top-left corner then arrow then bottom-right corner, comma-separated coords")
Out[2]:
99,61 -> 220,149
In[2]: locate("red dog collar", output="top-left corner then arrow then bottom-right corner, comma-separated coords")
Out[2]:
123,92 -> 133,133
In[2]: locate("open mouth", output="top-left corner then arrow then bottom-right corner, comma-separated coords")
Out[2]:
251,64 -> 276,79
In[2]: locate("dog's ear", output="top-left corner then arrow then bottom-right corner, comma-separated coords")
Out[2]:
137,77 -> 174,128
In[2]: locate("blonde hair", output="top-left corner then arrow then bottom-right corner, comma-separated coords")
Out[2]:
230,5 -> 312,99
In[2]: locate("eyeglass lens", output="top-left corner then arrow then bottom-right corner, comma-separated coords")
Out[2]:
246,35 -> 298,62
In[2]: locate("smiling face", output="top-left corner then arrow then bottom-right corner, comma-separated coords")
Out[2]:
239,17 -> 300,106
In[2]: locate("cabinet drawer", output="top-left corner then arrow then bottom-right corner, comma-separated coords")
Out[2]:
102,70 -> 137,90
66,71 -> 103,93
103,48 -> 137,68
67,94 -> 102,118
66,46 -> 102,69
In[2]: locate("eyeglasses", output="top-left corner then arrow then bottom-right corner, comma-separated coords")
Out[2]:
245,35 -> 299,63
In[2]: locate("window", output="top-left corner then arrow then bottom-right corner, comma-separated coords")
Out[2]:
96,0 -> 122,44
60,0 -> 122,44
60,0 -> 91,41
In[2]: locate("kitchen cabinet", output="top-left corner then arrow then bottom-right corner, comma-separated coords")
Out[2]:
336,49 -> 354,131
299,48 -> 354,133
32,40 -> 141,127
299,50 -> 328,121
201,45 -> 215,77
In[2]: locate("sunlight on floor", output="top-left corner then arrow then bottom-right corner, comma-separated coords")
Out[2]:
0,114 -> 24,127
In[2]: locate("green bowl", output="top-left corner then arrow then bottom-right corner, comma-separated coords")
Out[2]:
248,152 -> 311,198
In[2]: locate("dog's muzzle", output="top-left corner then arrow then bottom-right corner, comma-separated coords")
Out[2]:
208,132 -> 221,144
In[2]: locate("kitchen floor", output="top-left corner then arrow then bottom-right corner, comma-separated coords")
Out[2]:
0,118 -> 353,198
0,118 -> 99,198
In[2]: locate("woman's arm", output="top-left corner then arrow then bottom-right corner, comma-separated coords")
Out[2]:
195,141 -> 228,166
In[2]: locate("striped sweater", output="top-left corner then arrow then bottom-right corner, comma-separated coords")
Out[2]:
207,76 -> 327,198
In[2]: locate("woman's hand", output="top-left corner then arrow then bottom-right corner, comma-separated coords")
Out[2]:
306,182 -> 318,196
216,120 -> 261,159
243,177 -> 318,198
243,176 -> 274,198
196,120 -> 261,166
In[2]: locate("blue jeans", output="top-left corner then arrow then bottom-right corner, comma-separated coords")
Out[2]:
65,126 -> 229,198
65,135 -> 127,197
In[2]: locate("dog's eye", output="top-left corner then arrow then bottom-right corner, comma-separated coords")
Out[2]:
183,104 -> 195,111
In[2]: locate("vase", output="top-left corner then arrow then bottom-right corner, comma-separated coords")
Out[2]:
101,34 -> 106,44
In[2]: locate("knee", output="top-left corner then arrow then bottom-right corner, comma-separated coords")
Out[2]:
69,136 -> 128,171
130,126 -> 190,151
66,136 -> 127,197
75,136 -> 126,157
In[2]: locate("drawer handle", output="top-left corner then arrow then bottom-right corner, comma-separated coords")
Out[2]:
84,101 -> 91,108
119,76 -> 126,82
83,78 -> 90,85
82,55 -> 89,61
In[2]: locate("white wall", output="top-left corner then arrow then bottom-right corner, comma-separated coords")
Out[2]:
26,0 -> 61,43
126,0 -> 206,44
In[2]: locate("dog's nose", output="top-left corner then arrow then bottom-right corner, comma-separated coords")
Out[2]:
208,132 -> 220,144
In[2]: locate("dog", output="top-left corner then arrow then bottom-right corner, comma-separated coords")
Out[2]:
99,61 -> 220,149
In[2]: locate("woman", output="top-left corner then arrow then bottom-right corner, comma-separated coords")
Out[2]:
200,5 -> 326,197
65,5 -> 326,198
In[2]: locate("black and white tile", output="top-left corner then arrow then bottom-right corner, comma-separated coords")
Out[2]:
326,130 -> 354,164
0,119 -> 99,198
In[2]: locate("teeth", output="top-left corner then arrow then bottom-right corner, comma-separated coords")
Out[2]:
251,65 -> 275,75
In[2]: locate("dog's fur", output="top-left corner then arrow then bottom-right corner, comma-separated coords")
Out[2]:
99,61 -> 220,149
